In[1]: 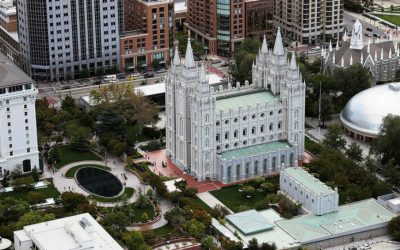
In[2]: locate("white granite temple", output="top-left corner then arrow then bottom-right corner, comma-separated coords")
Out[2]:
165,28 -> 306,183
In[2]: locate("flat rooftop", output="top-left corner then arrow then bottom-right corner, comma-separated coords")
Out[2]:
226,210 -> 274,235
220,141 -> 291,161
0,52 -> 32,87
282,167 -> 335,197
215,90 -> 277,112
276,198 -> 397,243
14,213 -> 123,250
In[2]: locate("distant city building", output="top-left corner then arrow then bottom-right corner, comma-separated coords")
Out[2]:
14,213 -> 123,250
0,0 -> 19,64
166,29 -> 305,183
0,52 -> 40,176
276,0 -> 344,45
323,19 -> 399,84
280,167 -> 339,215
185,0 -> 274,56
173,0 -> 187,31
120,0 -> 171,71
17,0 -> 122,81
340,83 -> 400,141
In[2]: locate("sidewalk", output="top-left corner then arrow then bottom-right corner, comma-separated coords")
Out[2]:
196,192 -> 234,214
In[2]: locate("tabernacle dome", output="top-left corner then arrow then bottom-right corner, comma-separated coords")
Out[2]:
340,83 -> 400,141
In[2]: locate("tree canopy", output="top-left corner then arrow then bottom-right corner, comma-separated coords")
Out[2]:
230,38 -> 261,84
371,115 -> 400,164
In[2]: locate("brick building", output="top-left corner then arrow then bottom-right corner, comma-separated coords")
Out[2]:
121,0 -> 171,71
245,0 -> 275,41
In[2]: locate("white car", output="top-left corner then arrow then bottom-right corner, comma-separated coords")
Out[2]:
78,83 -> 86,87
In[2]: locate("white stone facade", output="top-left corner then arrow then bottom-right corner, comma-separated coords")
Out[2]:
166,29 -> 306,183
0,53 -> 40,176
280,167 -> 339,215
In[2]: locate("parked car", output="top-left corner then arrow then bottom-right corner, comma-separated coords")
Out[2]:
366,27 -> 373,32
144,71 -> 154,78
116,73 -> 126,79
77,83 -> 86,87
157,68 -> 166,73
93,80 -> 101,85
132,72 -> 140,77
62,86 -> 71,90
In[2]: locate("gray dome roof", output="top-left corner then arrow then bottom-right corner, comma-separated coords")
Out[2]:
340,83 -> 400,137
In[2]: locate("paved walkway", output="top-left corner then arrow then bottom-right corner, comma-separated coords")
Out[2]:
196,192 -> 234,214
44,155 -> 149,207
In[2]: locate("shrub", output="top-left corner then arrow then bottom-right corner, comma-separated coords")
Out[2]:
27,191 -> 46,204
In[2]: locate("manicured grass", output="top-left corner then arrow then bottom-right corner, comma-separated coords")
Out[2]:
374,14 -> 400,26
53,145 -> 102,169
210,176 -> 279,212
0,185 -> 60,201
65,164 -> 111,178
130,204 -> 156,222
90,187 -> 135,203
304,136 -> 323,156
152,224 -> 175,237
188,196 -> 212,212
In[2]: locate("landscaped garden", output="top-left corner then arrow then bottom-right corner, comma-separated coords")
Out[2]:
89,187 -> 135,203
374,14 -> 400,26
210,176 -> 279,212
0,185 -> 60,203
48,145 -> 102,169
65,164 -> 111,178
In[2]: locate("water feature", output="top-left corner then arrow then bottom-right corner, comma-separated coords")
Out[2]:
75,167 -> 123,197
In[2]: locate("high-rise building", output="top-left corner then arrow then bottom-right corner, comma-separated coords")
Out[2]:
0,0 -> 20,64
276,0 -> 344,45
17,0 -> 122,81
185,0 -> 275,56
165,29 -> 305,183
120,0 -> 171,71
0,52 -> 40,176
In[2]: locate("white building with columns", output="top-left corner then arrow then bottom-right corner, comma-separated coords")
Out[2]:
165,28 -> 306,183
280,167 -> 339,215
0,52 -> 40,176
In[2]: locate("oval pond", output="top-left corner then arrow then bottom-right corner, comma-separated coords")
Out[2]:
76,167 -> 123,197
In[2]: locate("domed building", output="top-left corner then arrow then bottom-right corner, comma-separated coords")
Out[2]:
340,82 -> 400,141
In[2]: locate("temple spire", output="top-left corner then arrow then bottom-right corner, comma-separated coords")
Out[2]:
289,53 -> 297,70
349,55 -> 353,65
341,57 -> 344,67
389,48 -> 392,59
199,63 -> 207,83
173,45 -> 180,66
381,48 -> 384,60
261,35 -> 268,54
367,39 -> 371,54
332,52 -> 336,63
184,36 -> 195,68
343,30 -> 348,41
273,27 -> 284,56
360,52 -> 364,64
329,40 -> 333,52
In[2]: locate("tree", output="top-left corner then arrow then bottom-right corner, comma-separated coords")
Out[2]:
31,168 -> 40,182
371,115 -> 400,164
79,68 -> 90,78
16,212 -> 56,229
248,238 -> 259,250
242,185 -> 255,197
96,67 -> 105,76
260,242 -> 277,250
230,38 -> 261,83
141,212 -> 149,222
48,146 -> 61,165
122,230 -> 151,250
184,219 -> 205,239
323,123 -> 346,150
136,189 -> 150,208
12,176 -> 35,192
201,235 -> 215,249
61,95 -> 77,114
320,94 -> 334,127
260,182 -> 274,192
102,211 -> 130,233
61,192 -> 90,212
27,191 -> 46,204
345,142 -> 363,163
0,198 -> 30,224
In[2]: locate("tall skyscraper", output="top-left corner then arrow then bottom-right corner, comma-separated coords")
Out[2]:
276,0 -> 344,45
17,0 -> 122,81
0,52 -> 40,176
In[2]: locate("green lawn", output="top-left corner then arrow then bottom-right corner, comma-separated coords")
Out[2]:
90,187 -> 135,203
130,204 -> 156,222
152,224 -> 175,237
304,136 -> 323,156
0,185 -> 60,201
374,14 -> 400,26
65,164 -> 111,178
210,177 -> 279,212
53,145 -> 102,169
187,196 -> 212,212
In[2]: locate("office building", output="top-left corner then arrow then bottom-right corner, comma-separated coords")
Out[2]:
166,29 -> 305,183
14,213 -> 123,250
245,0 -> 275,41
120,0 -> 171,71
17,0 -> 121,81
0,52 -> 39,176
0,0 -> 19,64
276,0 -> 344,45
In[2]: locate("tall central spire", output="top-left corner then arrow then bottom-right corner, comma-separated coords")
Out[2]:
173,45 -> 180,66
261,35 -> 268,54
184,36 -> 195,68
273,27 -> 284,56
